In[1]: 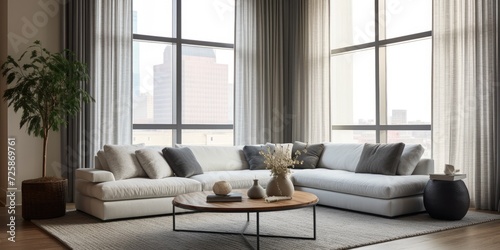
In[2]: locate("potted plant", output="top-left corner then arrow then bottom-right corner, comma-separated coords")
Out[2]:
1,40 -> 93,219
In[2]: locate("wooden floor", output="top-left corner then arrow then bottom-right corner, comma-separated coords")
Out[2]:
1,205 -> 499,249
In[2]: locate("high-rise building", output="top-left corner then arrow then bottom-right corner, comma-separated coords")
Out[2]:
182,46 -> 230,124
153,46 -> 174,124
391,109 -> 407,124
152,46 -> 230,124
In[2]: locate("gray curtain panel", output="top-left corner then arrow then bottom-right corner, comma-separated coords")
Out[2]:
289,0 -> 330,143
235,0 -> 287,145
234,0 -> 330,145
61,0 -> 132,201
61,0 -> 95,202
432,0 -> 499,211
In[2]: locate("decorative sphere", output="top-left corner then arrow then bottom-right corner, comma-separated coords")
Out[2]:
213,181 -> 232,195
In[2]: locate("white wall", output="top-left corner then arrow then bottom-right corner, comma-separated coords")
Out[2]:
1,0 -> 62,205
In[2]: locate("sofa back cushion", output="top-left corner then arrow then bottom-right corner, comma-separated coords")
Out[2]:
176,145 -> 249,172
318,143 -> 426,174
318,143 -> 364,171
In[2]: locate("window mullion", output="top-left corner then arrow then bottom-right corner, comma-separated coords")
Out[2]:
175,0 -> 182,145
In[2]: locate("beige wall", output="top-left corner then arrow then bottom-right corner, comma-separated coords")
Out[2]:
0,0 -> 8,206
1,0 -> 62,206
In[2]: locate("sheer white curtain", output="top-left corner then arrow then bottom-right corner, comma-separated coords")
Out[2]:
235,0 -> 330,145
433,0 -> 499,211
93,0 -> 133,146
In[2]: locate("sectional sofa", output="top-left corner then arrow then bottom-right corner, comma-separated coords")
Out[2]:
75,143 -> 433,220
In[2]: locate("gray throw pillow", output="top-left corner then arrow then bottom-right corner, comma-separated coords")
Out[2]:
292,141 -> 325,169
355,143 -> 405,175
397,144 -> 425,175
136,148 -> 174,179
162,147 -> 203,177
243,145 -> 274,170
103,144 -> 147,180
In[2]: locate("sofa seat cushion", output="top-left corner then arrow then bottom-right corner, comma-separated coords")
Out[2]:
76,177 -> 202,201
190,170 -> 273,191
291,169 -> 429,199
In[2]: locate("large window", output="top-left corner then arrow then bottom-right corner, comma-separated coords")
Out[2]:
132,0 -> 235,146
330,0 -> 432,157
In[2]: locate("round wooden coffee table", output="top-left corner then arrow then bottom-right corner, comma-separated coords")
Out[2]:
172,190 -> 318,250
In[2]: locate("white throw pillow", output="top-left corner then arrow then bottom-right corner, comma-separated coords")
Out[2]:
96,150 -> 109,171
103,144 -> 146,180
135,148 -> 173,179
397,144 -> 425,175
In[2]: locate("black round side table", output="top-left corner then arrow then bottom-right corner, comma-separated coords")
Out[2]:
423,179 -> 470,220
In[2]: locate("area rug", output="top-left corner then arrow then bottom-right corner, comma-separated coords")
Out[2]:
32,206 -> 500,250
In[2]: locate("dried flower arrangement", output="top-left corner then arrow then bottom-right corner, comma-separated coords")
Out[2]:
259,144 -> 307,177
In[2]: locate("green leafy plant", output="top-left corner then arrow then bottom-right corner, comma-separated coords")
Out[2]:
1,40 -> 93,177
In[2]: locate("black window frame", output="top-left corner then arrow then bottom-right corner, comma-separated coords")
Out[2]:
330,0 -> 432,143
132,0 -> 235,145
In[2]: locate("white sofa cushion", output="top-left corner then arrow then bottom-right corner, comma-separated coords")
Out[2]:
76,177 -> 202,201
397,144 -> 425,175
292,169 -> 429,199
96,150 -> 109,171
136,148 -> 174,179
103,144 -> 147,180
318,143 -> 364,171
176,145 -> 248,172
190,170 -> 272,191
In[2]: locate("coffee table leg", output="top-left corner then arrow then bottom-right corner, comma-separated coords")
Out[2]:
313,205 -> 316,240
172,205 -> 176,231
256,212 -> 260,250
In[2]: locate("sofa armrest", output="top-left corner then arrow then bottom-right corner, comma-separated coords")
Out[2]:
76,168 -> 115,182
412,158 -> 434,175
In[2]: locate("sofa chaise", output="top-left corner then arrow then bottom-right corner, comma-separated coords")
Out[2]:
75,143 -> 434,220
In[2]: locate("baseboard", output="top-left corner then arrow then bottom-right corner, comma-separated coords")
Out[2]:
0,188 -> 21,207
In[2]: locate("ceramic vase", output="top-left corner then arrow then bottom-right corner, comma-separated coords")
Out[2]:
266,174 -> 294,197
247,179 -> 266,199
